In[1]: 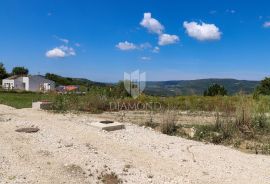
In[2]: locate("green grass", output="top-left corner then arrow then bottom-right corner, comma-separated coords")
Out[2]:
2,90 -> 270,113
0,91 -> 54,109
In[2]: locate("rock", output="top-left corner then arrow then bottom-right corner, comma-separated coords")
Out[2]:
15,127 -> 40,133
182,127 -> 196,138
65,143 -> 73,147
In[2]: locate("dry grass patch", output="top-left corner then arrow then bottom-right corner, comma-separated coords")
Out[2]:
99,172 -> 122,184
160,111 -> 178,135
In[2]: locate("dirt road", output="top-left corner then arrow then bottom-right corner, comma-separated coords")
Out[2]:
0,105 -> 269,184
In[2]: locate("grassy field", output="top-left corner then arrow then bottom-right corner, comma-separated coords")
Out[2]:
0,91 -> 54,109
1,91 -> 270,112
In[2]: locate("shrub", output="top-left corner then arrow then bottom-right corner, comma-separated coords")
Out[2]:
52,95 -> 68,112
204,84 -> 227,96
252,113 -> 268,130
141,112 -> 159,129
215,115 -> 236,140
160,111 -> 178,135
261,143 -> 270,154
193,124 -> 217,142
80,94 -> 108,113
143,120 -> 159,129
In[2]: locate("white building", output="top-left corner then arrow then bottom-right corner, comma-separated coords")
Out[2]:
2,75 -> 55,92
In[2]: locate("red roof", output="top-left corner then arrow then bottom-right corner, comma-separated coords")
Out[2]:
65,85 -> 78,91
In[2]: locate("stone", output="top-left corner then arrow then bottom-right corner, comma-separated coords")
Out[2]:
16,127 -> 40,133
65,143 -> 73,147
182,127 -> 196,138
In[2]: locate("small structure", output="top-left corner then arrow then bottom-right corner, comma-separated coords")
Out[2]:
90,121 -> 125,131
2,75 -> 55,92
32,101 -> 53,110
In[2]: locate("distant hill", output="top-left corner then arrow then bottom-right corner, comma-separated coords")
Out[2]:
45,73 -> 108,87
144,79 -> 260,96
44,74 -> 260,96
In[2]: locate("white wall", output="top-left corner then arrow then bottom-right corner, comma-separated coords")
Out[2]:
22,77 -> 29,91
2,77 -> 28,90
2,76 -> 55,92
2,79 -> 15,89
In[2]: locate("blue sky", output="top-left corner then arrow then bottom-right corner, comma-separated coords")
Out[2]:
0,0 -> 270,82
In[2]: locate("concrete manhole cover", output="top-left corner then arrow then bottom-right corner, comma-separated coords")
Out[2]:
90,121 -> 125,131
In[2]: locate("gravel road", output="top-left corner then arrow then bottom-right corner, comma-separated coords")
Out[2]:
0,105 -> 269,184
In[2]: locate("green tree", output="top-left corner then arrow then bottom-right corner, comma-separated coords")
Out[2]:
204,83 -> 227,96
254,77 -> 270,95
12,66 -> 29,76
111,81 -> 130,98
0,62 -> 8,81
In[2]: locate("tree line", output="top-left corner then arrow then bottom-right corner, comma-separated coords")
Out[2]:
0,62 -> 29,81
1,62 -> 270,96
203,78 -> 270,96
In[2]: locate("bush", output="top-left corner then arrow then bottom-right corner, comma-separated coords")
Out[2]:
215,114 -> 236,140
204,84 -> 227,96
252,113 -> 268,130
80,94 -> 108,113
160,111 -> 178,135
143,120 -> 159,129
193,124 -> 216,141
52,95 -> 69,112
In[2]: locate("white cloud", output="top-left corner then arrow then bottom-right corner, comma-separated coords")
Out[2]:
158,34 -> 179,46
46,45 -> 76,58
116,41 -> 137,51
140,12 -> 164,34
116,41 -> 154,51
59,45 -> 76,56
141,56 -> 151,61
153,46 -> 160,53
139,12 -> 180,47
183,21 -> 221,41
46,48 -> 65,58
59,38 -> 69,44
263,21 -> 270,28
139,42 -> 152,49
53,35 -> 69,44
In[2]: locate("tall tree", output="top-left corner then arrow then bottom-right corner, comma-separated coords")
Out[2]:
12,66 -> 29,76
204,83 -> 227,96
254,77 -> 270,95
0,62 -> 8,81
